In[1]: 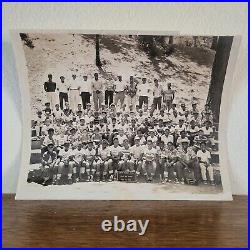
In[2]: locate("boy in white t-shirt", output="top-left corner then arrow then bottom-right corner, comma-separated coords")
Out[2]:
197,142 -> 215,185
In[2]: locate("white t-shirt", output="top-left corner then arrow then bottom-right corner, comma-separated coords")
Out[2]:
131,145 -> 143,159
115,81 -> 127,92
202,126 -> 213,136
58,82 -> 70,93
197,150 -> 211,163
59,148 -> 73,161
161,134 -> 174,144
117,134 -> 128,145
70,79 -> 81,90
72,148 -> 85,163
137,83 -> 150,96
143,147 -> 157,161
109,145 -> 122,158
80,80 -> 92,93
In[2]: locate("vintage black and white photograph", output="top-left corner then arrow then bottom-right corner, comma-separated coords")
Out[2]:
13,32 -> 233,200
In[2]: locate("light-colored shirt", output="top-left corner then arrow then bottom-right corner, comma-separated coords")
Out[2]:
92,80 -> 104,92
137,83 -> 150,96
80,80 -> 92,93
197,150 -> 211,163
58,82 -> 70,93
153,84 -> 163,98
70,79 -> 80,90
115,81 -> 127,92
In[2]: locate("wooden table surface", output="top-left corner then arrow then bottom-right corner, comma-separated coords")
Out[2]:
2,194 -> 248,248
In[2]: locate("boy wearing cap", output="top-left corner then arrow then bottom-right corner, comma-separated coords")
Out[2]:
108,137 -> 123,181
176,139 -> 199,184
71,143 -> 85,182
41,143 -> 57,185
44,74 -> 57,110
82,141 -> 96,181
57,76 -> 69,110
131,136 -> 144,182
119,139 -> 134,174
56,142 -> 74,185
197,142 -> 215,185
99,139 -> 112,181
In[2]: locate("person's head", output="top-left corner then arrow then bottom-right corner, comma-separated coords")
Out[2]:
94,127 -> 100,134
154,78 -> 159,86
123,138 -> 129,148
83,75 -> 87,81
87,141 -> 94,150
64,142 -> 70,150
181,103 -> 186,110
179,118 -> 184,125
60,76 -> 65,83
142,77 -> 146,84
76,143 -> 82,150
137,129 -> 142,137
149,130 -> 155,137
159,140 -> 165,150
147,139 -> 153,149
165,128 -> 170,136
48,74 -> 52,81
72,74 -> 76,80
102,139 -> 108,148
47,143 -> 54,153
200,141 -> 206,151
181,140 -> 189,150
158,118 -> 163,126
113,137 -> 119,147
180,130 -> 186,138
94,73 -> 98,80
192,102 -> 197,109
118,75 -> 122,82
190,119 -> 195,127
199,129 -> 204,136
134,136 -> 140,146
76,103 -> 81,110
48,128 -> 54,136
55,103 -> 60,110
167,141 -> 174,150
167,82 -> 171,89
205,120 -> 211,128
112,117 -> 116,125
193,111 -> 199,118
70,127 -> 76,135
119,129 -> 124,136
130,76 -> 133,83
44,118 -> 51,126
65,102 -> 70,109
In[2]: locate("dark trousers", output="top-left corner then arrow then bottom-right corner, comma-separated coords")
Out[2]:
139,96 -> 148,109
81,92 -> 91,109
105,90 -> 114,106
59,92 -> 68,110
153,97 -> 162,110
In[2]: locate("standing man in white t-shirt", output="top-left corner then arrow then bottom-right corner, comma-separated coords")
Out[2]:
80,75 -> 92,110
114,75 -> 127,109
137,77 -> 150,109
69,74 -> 81,113
197,141 -> 215,185
152,78 -> 163,111
57,76 -> 69,110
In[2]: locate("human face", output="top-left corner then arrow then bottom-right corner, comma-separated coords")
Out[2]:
47,145 -> 54,152
201,143 -> 206,151
182,142 -> 188,150
147,141 -> 153,149
113,139 -> 119,147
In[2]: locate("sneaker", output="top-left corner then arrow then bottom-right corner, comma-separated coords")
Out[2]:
68,178 -> 73,185
203,180 -> 208,185
181,178 -> 185,185
211,180 -> 215,186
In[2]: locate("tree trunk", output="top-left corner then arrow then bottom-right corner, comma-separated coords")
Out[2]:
211,36 -> 218,50
169,36 -> 173,45
207,36 -> 233,122
95,34 -> 102,67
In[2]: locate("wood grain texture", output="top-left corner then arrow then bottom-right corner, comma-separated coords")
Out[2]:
2,194 -> 248,248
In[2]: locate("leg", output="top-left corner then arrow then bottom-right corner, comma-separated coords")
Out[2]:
139,96 -> 143,109
59,92 -> 64,110
105,90 -> 109,106
93,92 -> 98,110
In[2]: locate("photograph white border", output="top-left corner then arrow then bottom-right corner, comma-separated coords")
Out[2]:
11,30 -> 237,200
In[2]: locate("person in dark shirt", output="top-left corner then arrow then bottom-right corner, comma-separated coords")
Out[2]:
44,74 -> 57,110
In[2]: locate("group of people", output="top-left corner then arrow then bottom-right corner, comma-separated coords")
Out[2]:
31,73 -> 218,186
